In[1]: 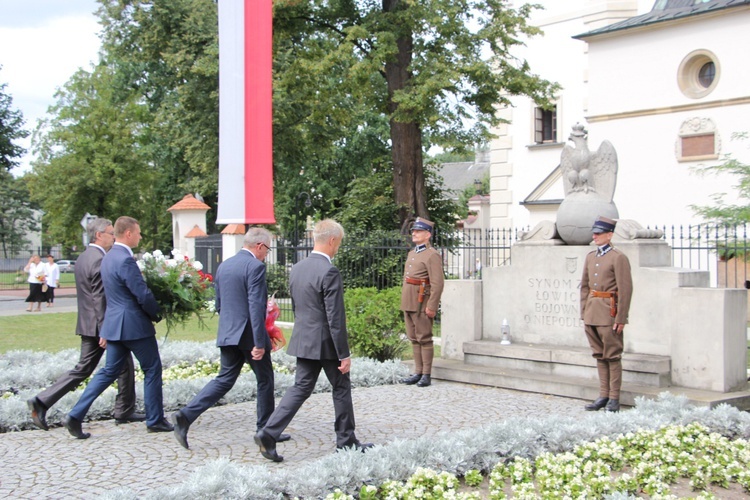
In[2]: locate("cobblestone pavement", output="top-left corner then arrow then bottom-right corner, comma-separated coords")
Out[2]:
0,381 -> 587,498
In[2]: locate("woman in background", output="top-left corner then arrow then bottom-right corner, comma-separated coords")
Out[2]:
44,255 -> 60,307
23,255 -> 45,312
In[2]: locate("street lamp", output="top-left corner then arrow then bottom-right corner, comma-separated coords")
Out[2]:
294,192 -> 312,260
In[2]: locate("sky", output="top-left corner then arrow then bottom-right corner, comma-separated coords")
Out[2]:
0,0 -> 101,176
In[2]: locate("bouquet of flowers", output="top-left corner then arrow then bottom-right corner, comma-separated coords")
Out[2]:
137,249 -> 215,338
265,293 -> 286,351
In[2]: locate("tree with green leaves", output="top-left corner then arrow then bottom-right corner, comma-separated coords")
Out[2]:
0,73 -> 37,258
29,66 -> 159,251
274,0 -> 559,229
692,132 -> 750,224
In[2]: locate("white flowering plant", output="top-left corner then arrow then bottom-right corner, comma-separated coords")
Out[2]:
136,249 -> 215,336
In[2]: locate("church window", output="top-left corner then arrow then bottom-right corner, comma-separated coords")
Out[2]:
534,106 -> 557,144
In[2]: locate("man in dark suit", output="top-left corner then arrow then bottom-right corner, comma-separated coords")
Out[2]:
63,216 -> 173,439
28,218 -> 143,430
170,227 -> 289,449
254,219 -> 372,462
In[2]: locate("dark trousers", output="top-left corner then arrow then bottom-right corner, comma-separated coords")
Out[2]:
36,336 -> 136,418
69,336 -> 164,426
263,357 -> 356,448
180,346 -> 275,430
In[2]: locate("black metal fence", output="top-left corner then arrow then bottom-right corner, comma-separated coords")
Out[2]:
3,225 -> 749,316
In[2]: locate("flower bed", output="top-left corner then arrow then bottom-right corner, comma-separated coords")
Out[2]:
97,394 -> 750,499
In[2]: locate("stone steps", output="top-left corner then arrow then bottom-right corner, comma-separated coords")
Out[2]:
425,340 -> 750,410
463,340 -> 671,387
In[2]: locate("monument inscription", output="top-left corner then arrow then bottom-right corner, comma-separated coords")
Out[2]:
525,277 -> 583,329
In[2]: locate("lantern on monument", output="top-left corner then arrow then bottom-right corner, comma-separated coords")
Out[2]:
500,318 -> 511,345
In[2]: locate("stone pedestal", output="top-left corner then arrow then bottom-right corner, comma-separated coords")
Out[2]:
442,238 -> 748,394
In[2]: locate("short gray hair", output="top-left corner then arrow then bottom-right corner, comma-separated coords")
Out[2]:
313,219 -> 344,244
87,217 -> 112,244
244,227 -> 272,247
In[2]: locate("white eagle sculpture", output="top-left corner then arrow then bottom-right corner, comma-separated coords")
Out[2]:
560,123 -> 618,202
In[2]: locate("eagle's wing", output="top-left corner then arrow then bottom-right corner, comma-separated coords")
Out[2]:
560,144 -> 575,195
590,140 -> 618,201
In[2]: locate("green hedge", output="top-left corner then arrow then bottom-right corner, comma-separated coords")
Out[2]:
344,286 -> 407,362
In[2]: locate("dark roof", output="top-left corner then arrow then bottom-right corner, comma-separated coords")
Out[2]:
574,0 -> 750,39
435,161 -> 490,199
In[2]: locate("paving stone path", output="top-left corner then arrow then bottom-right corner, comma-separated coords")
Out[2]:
0,381 -> 586,498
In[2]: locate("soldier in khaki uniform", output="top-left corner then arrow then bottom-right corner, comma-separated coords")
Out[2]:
400,217 -> 444,387
580,216 -> 633,413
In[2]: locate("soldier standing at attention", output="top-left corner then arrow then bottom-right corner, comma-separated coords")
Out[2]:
400,217 -> 445,388
580,216 -> 633,413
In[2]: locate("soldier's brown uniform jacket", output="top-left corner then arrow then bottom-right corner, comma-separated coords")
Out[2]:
400,244 -> 445,313
580,246 -> 633,326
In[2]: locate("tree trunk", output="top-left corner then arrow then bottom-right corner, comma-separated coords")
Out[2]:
383,0 -> 427,232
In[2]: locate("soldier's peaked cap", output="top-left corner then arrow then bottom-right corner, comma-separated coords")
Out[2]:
410,217 -> 434,233
592,216 -> 616,234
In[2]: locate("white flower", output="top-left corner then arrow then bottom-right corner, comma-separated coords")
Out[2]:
192,260 -> 203,271
136,260 -> 145,271
153,249 -> 163,258
166,259 -> 178,268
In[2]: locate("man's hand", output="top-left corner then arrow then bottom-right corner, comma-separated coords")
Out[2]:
425,307 -> 436,319
613,323 -> 625,335
338,357 -> 351,374
99,338 -> 107,349
251,346 -> 265,360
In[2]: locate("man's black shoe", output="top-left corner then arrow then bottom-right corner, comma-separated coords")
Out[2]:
416,374 -> 431,387
115,412 -> 146,424
277,433 -> 291,443
147,418 -> 174,433
604,399 -> 620,412
584,397 -> 609,411
400,373 -> 421,385
171,411 -> 190,449
63,414 -> 90,439
337,440 -> 375,453
254,430 -> 283,462
28,397 -> 49,431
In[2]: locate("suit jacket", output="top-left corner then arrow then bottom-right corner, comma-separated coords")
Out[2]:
214,249 -> 271,351
400,245 -> 445,312
100,243 -> 160,341
287,253 -> 350,360
74,244 -> 107,338
580,246 -> 633,326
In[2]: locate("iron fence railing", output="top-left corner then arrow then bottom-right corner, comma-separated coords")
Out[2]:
3,225 -> 749,318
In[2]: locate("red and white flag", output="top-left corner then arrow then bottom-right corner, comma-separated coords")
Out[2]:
216,0 -> 275,224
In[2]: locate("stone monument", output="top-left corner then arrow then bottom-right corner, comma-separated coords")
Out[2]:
437,125 -> 749,408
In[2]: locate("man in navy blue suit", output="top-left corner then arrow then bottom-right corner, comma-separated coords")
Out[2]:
170,227 -> 286,449
64,216 -> 173,439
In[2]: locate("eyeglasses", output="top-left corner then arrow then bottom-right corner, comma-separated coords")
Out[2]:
260,243 -> 271,251
105,232 -> 115,236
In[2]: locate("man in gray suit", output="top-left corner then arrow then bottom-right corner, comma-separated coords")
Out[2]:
254,219 -> 372,462
170,227 -> 289,449
27,218 -> 143,430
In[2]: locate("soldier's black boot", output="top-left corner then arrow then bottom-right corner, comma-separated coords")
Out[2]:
604,399 -> 620,412
400,373 -> 421,385
416,374 -> 431,387
584,397 -> 609,411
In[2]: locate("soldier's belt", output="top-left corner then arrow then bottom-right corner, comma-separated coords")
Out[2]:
404,277 -> 430,286
404,277 -> 430,304
590,290 -> 618,318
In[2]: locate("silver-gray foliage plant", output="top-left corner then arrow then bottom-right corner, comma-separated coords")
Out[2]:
0,342 -> 408,431
100,392 -> 750,499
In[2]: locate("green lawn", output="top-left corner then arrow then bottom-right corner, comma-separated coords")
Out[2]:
0,313 -> 222,353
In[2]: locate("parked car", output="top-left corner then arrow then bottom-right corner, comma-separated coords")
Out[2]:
56,260 -> 76,273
